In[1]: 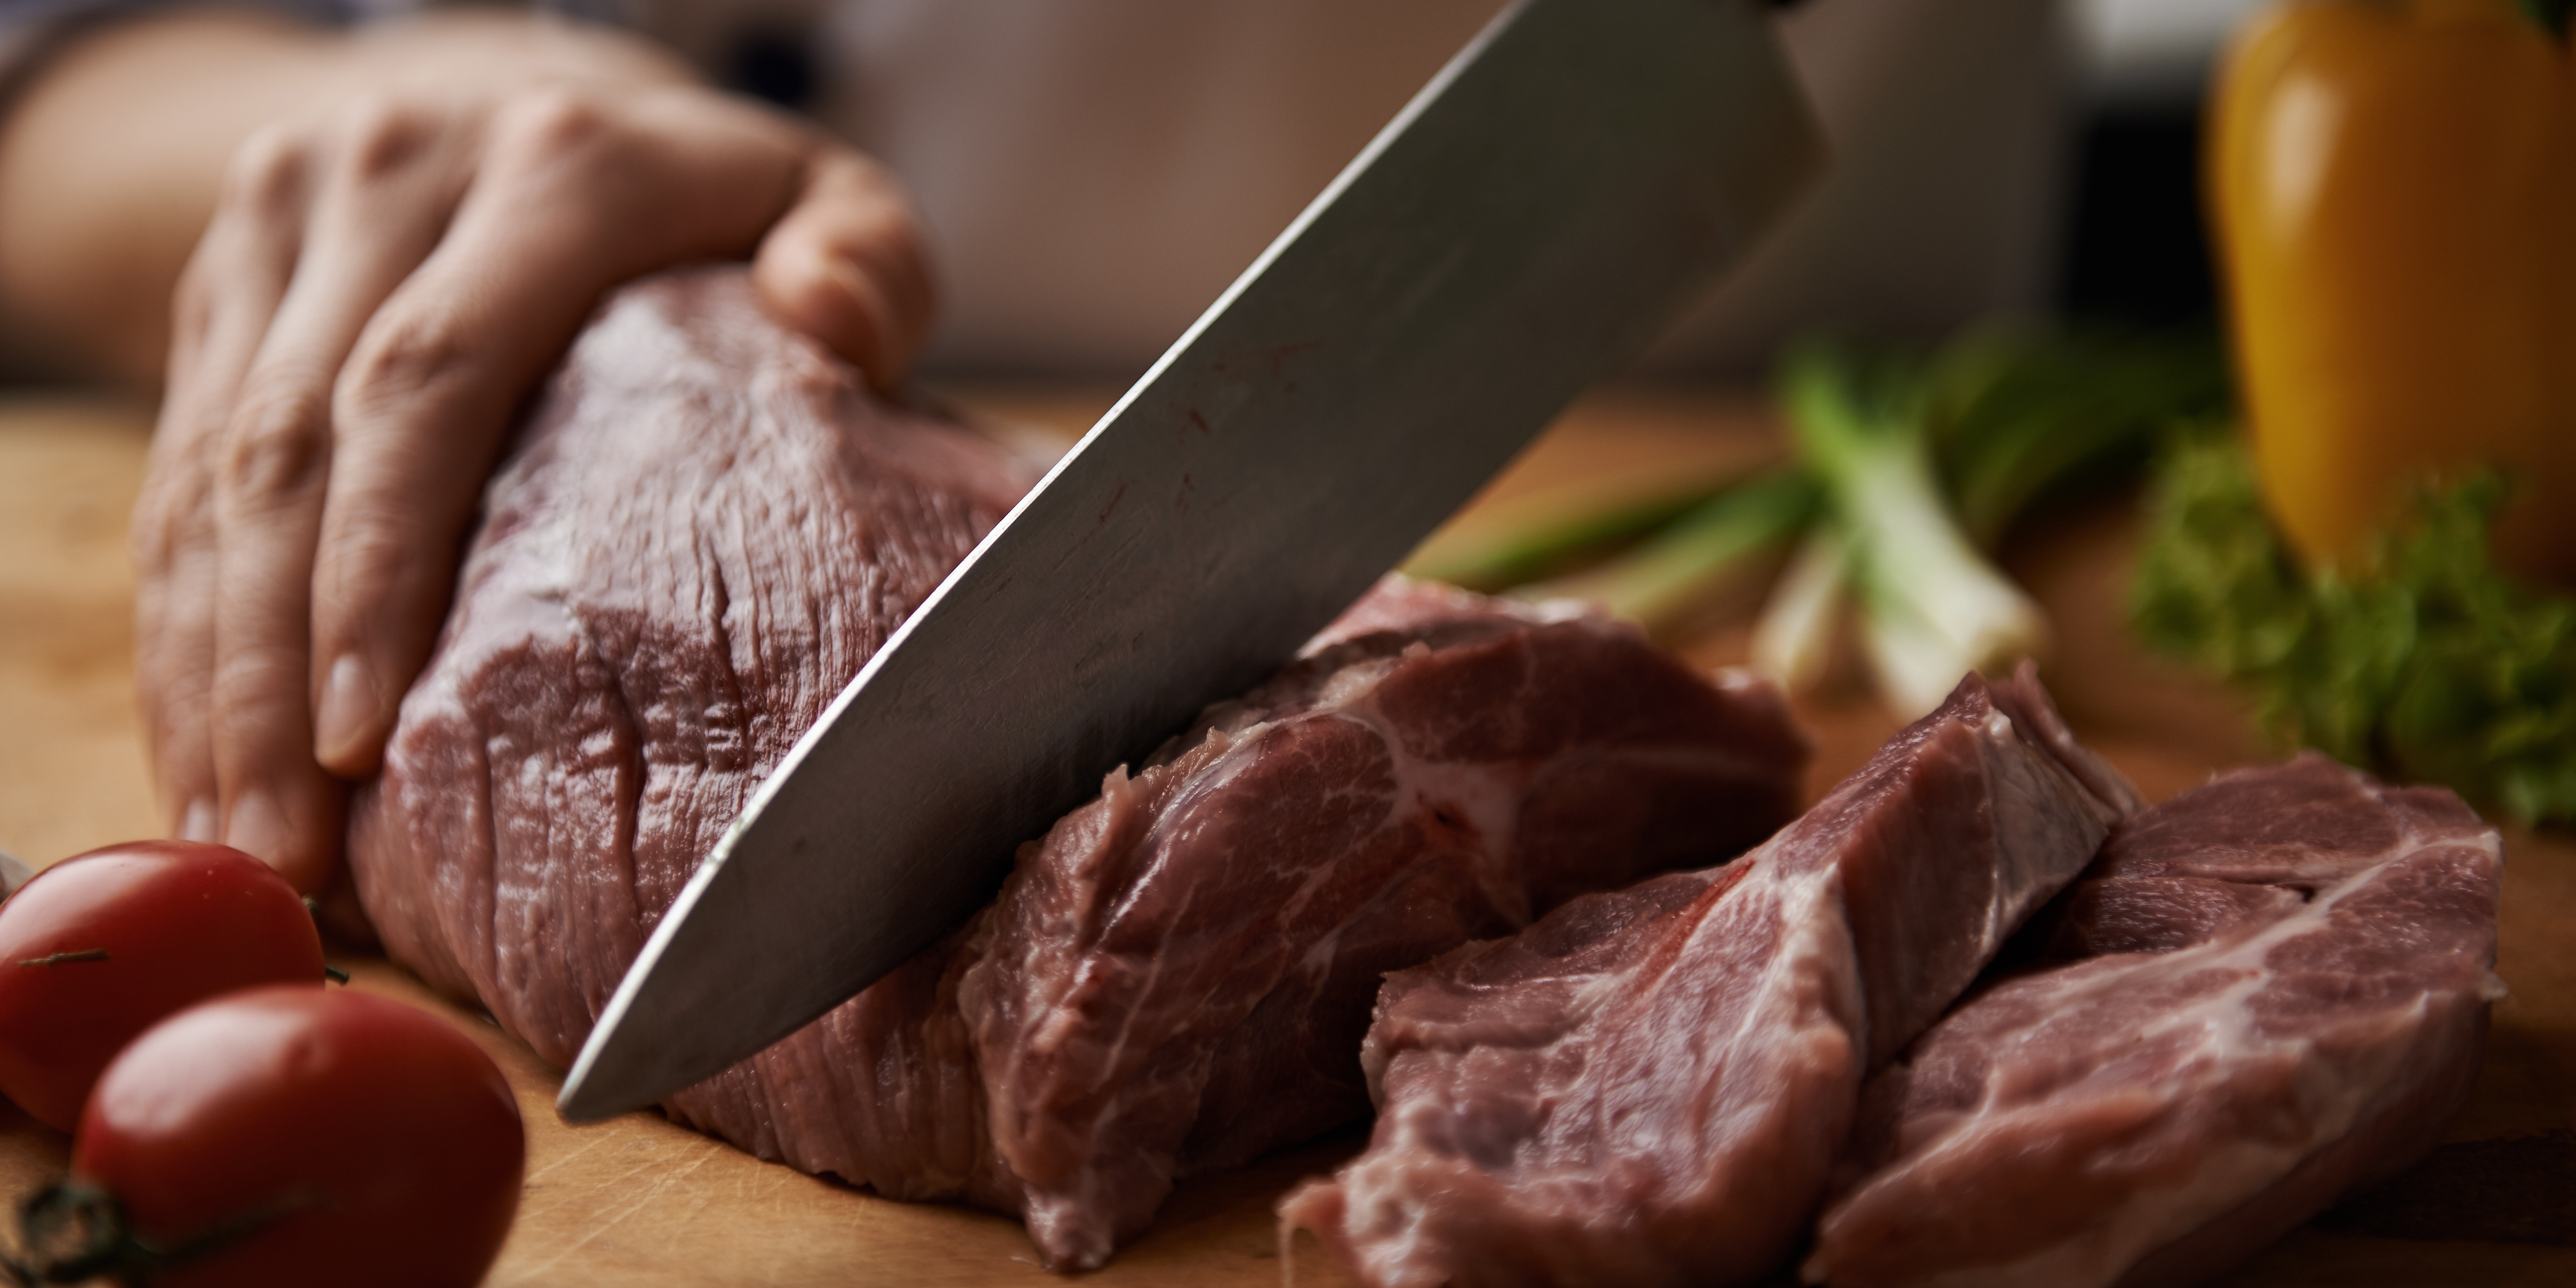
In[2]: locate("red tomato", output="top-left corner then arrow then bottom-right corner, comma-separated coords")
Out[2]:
0,840 -> 322,1130
71,986 -> 525,1288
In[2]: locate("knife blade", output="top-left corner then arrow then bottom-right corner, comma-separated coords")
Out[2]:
560,0 -> 1819,1121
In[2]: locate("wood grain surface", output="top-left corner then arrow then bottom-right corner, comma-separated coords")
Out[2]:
0,386 -> 2568,1286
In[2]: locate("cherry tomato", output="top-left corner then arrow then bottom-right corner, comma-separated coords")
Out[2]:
66,985 -> 524,1288
0,841 -> 322,1130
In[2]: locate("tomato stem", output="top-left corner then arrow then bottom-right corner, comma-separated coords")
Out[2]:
323,964 -> 350,984
5,1180 -> 318,1285
5,1181 -> 143,1285
12,950 -> 106,968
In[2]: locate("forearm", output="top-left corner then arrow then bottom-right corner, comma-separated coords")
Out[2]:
0,6 -> 695,384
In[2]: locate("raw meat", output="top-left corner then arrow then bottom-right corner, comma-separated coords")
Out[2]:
1281,665 -> 2139,1288
348,267 -> 1813,1269
854,594 -> 1811,1269
348,266 -> 1034,1054
1805,753 -> 2505,1288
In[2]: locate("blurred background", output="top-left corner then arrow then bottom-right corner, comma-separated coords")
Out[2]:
2058,0 -> 2267,329
638,0 -> 2271,380
0,0 -> 2268,386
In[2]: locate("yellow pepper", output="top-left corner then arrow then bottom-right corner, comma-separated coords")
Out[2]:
2209,0 -> 2576,589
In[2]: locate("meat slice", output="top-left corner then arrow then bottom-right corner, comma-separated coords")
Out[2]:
1805,753 -> 2505,1288
929,598 -> 1809,1268
349,265 -> 1813,1270
1281,666 -> 2139,1288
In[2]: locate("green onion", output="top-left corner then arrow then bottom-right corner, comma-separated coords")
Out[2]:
1522,467 -> 1820,631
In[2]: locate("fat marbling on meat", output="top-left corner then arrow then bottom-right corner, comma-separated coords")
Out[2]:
922,583 -> 1810,1267
1281,665 -> 2140,1288
1805,753 -> 2504,1288
347,268 -> 1813,1271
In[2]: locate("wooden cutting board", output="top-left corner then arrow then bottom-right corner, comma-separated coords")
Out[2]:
0,387 -> 2568,1286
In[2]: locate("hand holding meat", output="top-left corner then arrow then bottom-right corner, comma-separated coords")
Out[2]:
60,12 -> 936,893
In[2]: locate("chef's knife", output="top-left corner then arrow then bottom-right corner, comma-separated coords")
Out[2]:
561,0 -> 1819,1121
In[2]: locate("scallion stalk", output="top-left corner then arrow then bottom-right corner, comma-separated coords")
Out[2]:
1783,344 -> 2050,717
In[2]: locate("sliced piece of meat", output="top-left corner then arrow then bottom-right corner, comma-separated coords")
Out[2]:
349,266 -> 1035,1062
1805,753 -> 2505,1288
349,264 -> 1814,1270
1281,665 -> 2138,1288
920,599 -> 1811,1269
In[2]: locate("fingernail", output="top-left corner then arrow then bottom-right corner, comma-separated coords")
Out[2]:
224,791 -> 288,864
314,652 -> 378,768
180,797 -> 219,843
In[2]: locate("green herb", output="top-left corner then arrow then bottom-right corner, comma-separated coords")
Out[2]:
1775,342 -> 2049,716
1404,481 -> 1742,592
2133,430 -> 2576,827
1520,467 -> 1819,631
1418,326 -> 2225,718
1923,328 -> 2229,547
1754,330 -> 2225,716
1749,525 -> 1845,693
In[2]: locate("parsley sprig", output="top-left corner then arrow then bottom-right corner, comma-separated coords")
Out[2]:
2133,430 -> 2576,827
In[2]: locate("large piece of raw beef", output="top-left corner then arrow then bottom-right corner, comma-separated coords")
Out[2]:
349,266 -> 1033,1053
1804,753 -> 2504,1288
1281,666 -> 2140,1288
347,268 -> 1813,1270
